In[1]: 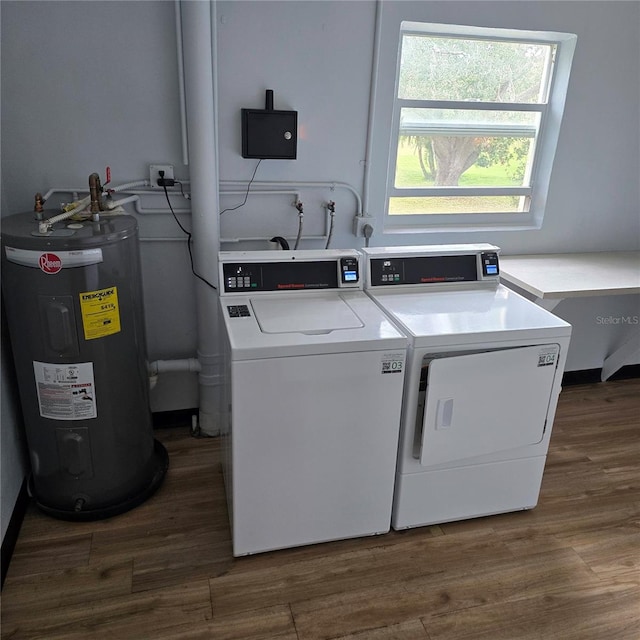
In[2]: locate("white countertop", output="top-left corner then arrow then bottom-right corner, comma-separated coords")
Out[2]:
499,251 -> 640,381
499,251 -> 640,299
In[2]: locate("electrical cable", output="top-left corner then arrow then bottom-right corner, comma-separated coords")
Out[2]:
219,159 -> 262,215
161,180 -> 217,290
174,180 -> 190,200
363,223 -> 374,248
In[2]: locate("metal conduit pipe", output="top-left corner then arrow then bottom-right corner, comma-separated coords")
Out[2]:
179,0 -> 222,437
362,0 -> 383,219
174,0 -> 190,167
221,180 -> 363,215
139,235 -> 329,243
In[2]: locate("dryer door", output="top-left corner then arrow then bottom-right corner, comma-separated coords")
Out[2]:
420,344 -> 560,467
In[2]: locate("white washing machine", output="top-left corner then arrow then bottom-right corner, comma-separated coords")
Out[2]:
362,244 -> 572,530
218,249 -> 407,556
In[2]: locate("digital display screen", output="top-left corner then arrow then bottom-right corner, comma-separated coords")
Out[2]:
481,252 -> 500,277
343,271 -> 358,282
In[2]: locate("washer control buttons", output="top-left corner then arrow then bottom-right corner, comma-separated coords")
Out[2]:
227,305 -> 251,318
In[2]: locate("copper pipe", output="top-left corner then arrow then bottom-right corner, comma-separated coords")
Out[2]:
88,172 -> 103,213
34,193 -> 44,216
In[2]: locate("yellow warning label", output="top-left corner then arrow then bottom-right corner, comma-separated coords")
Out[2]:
79,286 -> 121,340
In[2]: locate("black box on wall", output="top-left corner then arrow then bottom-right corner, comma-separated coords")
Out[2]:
241,90 -> 297,160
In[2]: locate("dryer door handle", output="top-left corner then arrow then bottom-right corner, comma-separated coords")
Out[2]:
435,398 -> 454,429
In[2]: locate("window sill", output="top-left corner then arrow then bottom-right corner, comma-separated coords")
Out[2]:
382,221 -> 541,235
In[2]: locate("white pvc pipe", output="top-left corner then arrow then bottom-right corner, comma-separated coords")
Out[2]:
111,180 -> 150,192
362,0 -> 383,219
210,0 -> 220,184
148,358 -> 201,375
180,0 -> 222,437
106,194 -> 138,209
134,199 -> 191,216
221,180 -> 363,215
42,188 -> 81,202
174,0 -> 190,166
139,234 -> 328,243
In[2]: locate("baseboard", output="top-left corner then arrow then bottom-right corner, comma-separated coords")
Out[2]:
563,364 -> 640,386
1,478 -> 30,590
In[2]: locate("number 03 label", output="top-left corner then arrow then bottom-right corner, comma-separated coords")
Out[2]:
381,353 -> 405,374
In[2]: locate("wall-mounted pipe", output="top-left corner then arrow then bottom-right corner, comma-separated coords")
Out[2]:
220,234 -> 327,244
42,180 -> 151,203
174,0 -> 190,167
148,357 -> 201,392
221,180 -> 363,215
40,184 -> 350,217
42,187 -> 88,202
362,0 -> 383,219
220,189 -> 300,199
105,194 -> 138,210
148,358 -> 201,376
180,0 -> 222,437
36,185 -> 331,242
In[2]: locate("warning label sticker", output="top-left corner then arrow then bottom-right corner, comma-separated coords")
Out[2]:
33,361 -> 97,420
381,352 -> 405,374
79,286 -> 121,340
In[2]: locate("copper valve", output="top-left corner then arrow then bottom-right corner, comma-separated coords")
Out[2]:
88,172 -> 104,213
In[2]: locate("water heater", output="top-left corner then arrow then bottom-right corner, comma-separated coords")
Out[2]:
1,211 -> 168,520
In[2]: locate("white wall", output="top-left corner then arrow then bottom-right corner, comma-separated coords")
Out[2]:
1,1 -> 639,530
214,0 -> 640,255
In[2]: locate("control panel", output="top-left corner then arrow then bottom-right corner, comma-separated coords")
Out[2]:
224,264 -> 260,292
481,251 -> 499,277
226,304 -> 251,318
339,257 -> 359,286
365,246 -> 501,288
369,254 -> 479,287
221,257 -> 360,294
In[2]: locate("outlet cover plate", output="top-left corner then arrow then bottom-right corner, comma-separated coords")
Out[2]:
150,164 -> 174,188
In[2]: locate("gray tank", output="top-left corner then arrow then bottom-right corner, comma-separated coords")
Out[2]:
1,210 -> 168,520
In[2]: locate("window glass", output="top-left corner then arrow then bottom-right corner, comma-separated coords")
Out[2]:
395,108 -> 540,190
389,195 -> 526,215
398,35 -> 554,104
377,21 -> 576,228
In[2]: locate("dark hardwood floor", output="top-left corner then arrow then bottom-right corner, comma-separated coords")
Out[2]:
1,378 -> 639,639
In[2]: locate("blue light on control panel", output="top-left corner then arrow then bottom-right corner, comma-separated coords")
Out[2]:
344,271 -> 358,282
486,265 -> 498,275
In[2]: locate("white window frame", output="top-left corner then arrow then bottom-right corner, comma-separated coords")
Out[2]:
365,8 -> 577,235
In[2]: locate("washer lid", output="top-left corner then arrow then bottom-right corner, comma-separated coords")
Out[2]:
370,285 -> 571,346
220,291 -> 407,360
252,295 -> 363,334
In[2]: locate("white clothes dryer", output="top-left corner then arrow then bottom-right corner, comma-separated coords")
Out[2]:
218,249 -> 407,556
362,245 -> 572,530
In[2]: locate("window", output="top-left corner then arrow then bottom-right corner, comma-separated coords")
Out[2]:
372,20 -> 577,232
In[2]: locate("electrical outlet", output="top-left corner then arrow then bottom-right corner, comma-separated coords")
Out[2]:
353,215 -> 375,237
149,164 -> 174,188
